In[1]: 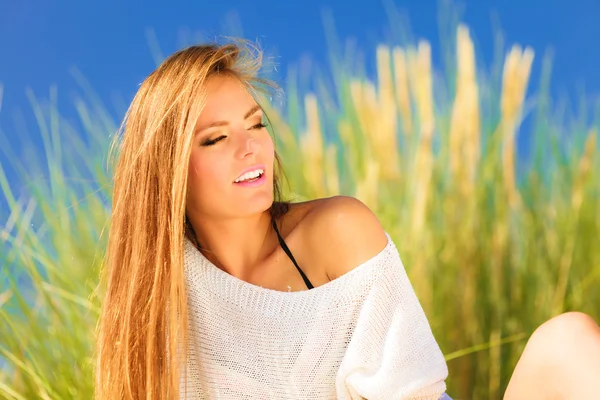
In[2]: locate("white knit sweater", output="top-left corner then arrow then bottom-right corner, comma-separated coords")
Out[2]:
181,232 -> 450,399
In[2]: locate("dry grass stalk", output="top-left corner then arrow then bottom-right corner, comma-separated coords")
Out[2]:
571,130 -> 597,211
324,144 -> 340,196
500,45 -> 534,209
449,24 -> 481,197
392,47 -> 413,136
354,157 -> 380,211
375,45 -> 401,180
348,79 -> 376,166
300,93 -> 326,197
337,119 -> 360,177
553,130 -> 597,313
408,41 -> 435,237
488,329 -> 502,398
348,75 -> 395,191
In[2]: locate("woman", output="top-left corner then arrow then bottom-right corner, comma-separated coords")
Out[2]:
95,41 -> 600,399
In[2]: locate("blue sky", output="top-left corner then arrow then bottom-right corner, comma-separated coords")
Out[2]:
1,0 -> 599,199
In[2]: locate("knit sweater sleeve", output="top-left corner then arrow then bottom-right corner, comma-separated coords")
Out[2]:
335,243 -> 450,400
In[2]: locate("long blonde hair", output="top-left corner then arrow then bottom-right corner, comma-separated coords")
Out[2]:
95,40 -> 289,399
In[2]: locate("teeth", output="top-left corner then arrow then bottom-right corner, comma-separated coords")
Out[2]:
235,169 -> 264,183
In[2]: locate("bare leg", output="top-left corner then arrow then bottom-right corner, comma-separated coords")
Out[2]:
504,312 -> 600,400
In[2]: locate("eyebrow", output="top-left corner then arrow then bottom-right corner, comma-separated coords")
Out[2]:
195,105 -> 263,134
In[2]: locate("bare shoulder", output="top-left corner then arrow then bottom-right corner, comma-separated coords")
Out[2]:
298,195 -> 389,281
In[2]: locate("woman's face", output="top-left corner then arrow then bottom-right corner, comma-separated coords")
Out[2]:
186,75 -> 275,220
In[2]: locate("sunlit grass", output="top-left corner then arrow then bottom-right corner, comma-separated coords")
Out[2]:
1,19 -> 599,400
0,83 -> 112,399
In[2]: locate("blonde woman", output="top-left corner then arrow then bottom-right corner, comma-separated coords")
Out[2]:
94,41 -> 600,399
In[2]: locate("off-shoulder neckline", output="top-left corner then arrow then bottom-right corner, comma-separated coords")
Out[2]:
183,232 -> 395,299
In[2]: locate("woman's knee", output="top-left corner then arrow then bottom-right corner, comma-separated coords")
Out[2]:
526,312 -> 600,364
504,312 -> 600,399
534,312 -> 599,341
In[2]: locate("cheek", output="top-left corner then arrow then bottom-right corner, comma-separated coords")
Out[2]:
262,135 -> 275,163
187,150 -> 230,196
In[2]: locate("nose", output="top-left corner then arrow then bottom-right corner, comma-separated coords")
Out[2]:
235,129 -> 261,159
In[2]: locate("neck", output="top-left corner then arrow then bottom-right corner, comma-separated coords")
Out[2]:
187,209 -> 276,278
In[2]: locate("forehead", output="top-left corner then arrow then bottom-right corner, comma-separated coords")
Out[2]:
199,75 -> 257,120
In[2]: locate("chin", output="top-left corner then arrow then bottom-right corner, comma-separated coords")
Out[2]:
225,194 -> 274,219
250,194 -> 275,215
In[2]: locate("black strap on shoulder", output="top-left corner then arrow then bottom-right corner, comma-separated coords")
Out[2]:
271,219 -> 314,290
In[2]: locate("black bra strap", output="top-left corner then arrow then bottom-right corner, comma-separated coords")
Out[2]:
272,219 -> 314,290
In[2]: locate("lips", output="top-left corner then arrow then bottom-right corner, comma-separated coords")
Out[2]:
234,171 -> 267,187
233,163 -> 266,183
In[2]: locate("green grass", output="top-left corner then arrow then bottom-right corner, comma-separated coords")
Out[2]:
1,15 -> 599,400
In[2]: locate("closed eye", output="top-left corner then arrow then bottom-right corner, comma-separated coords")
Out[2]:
251,122 -> 268,130
202,135 -> 226,146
